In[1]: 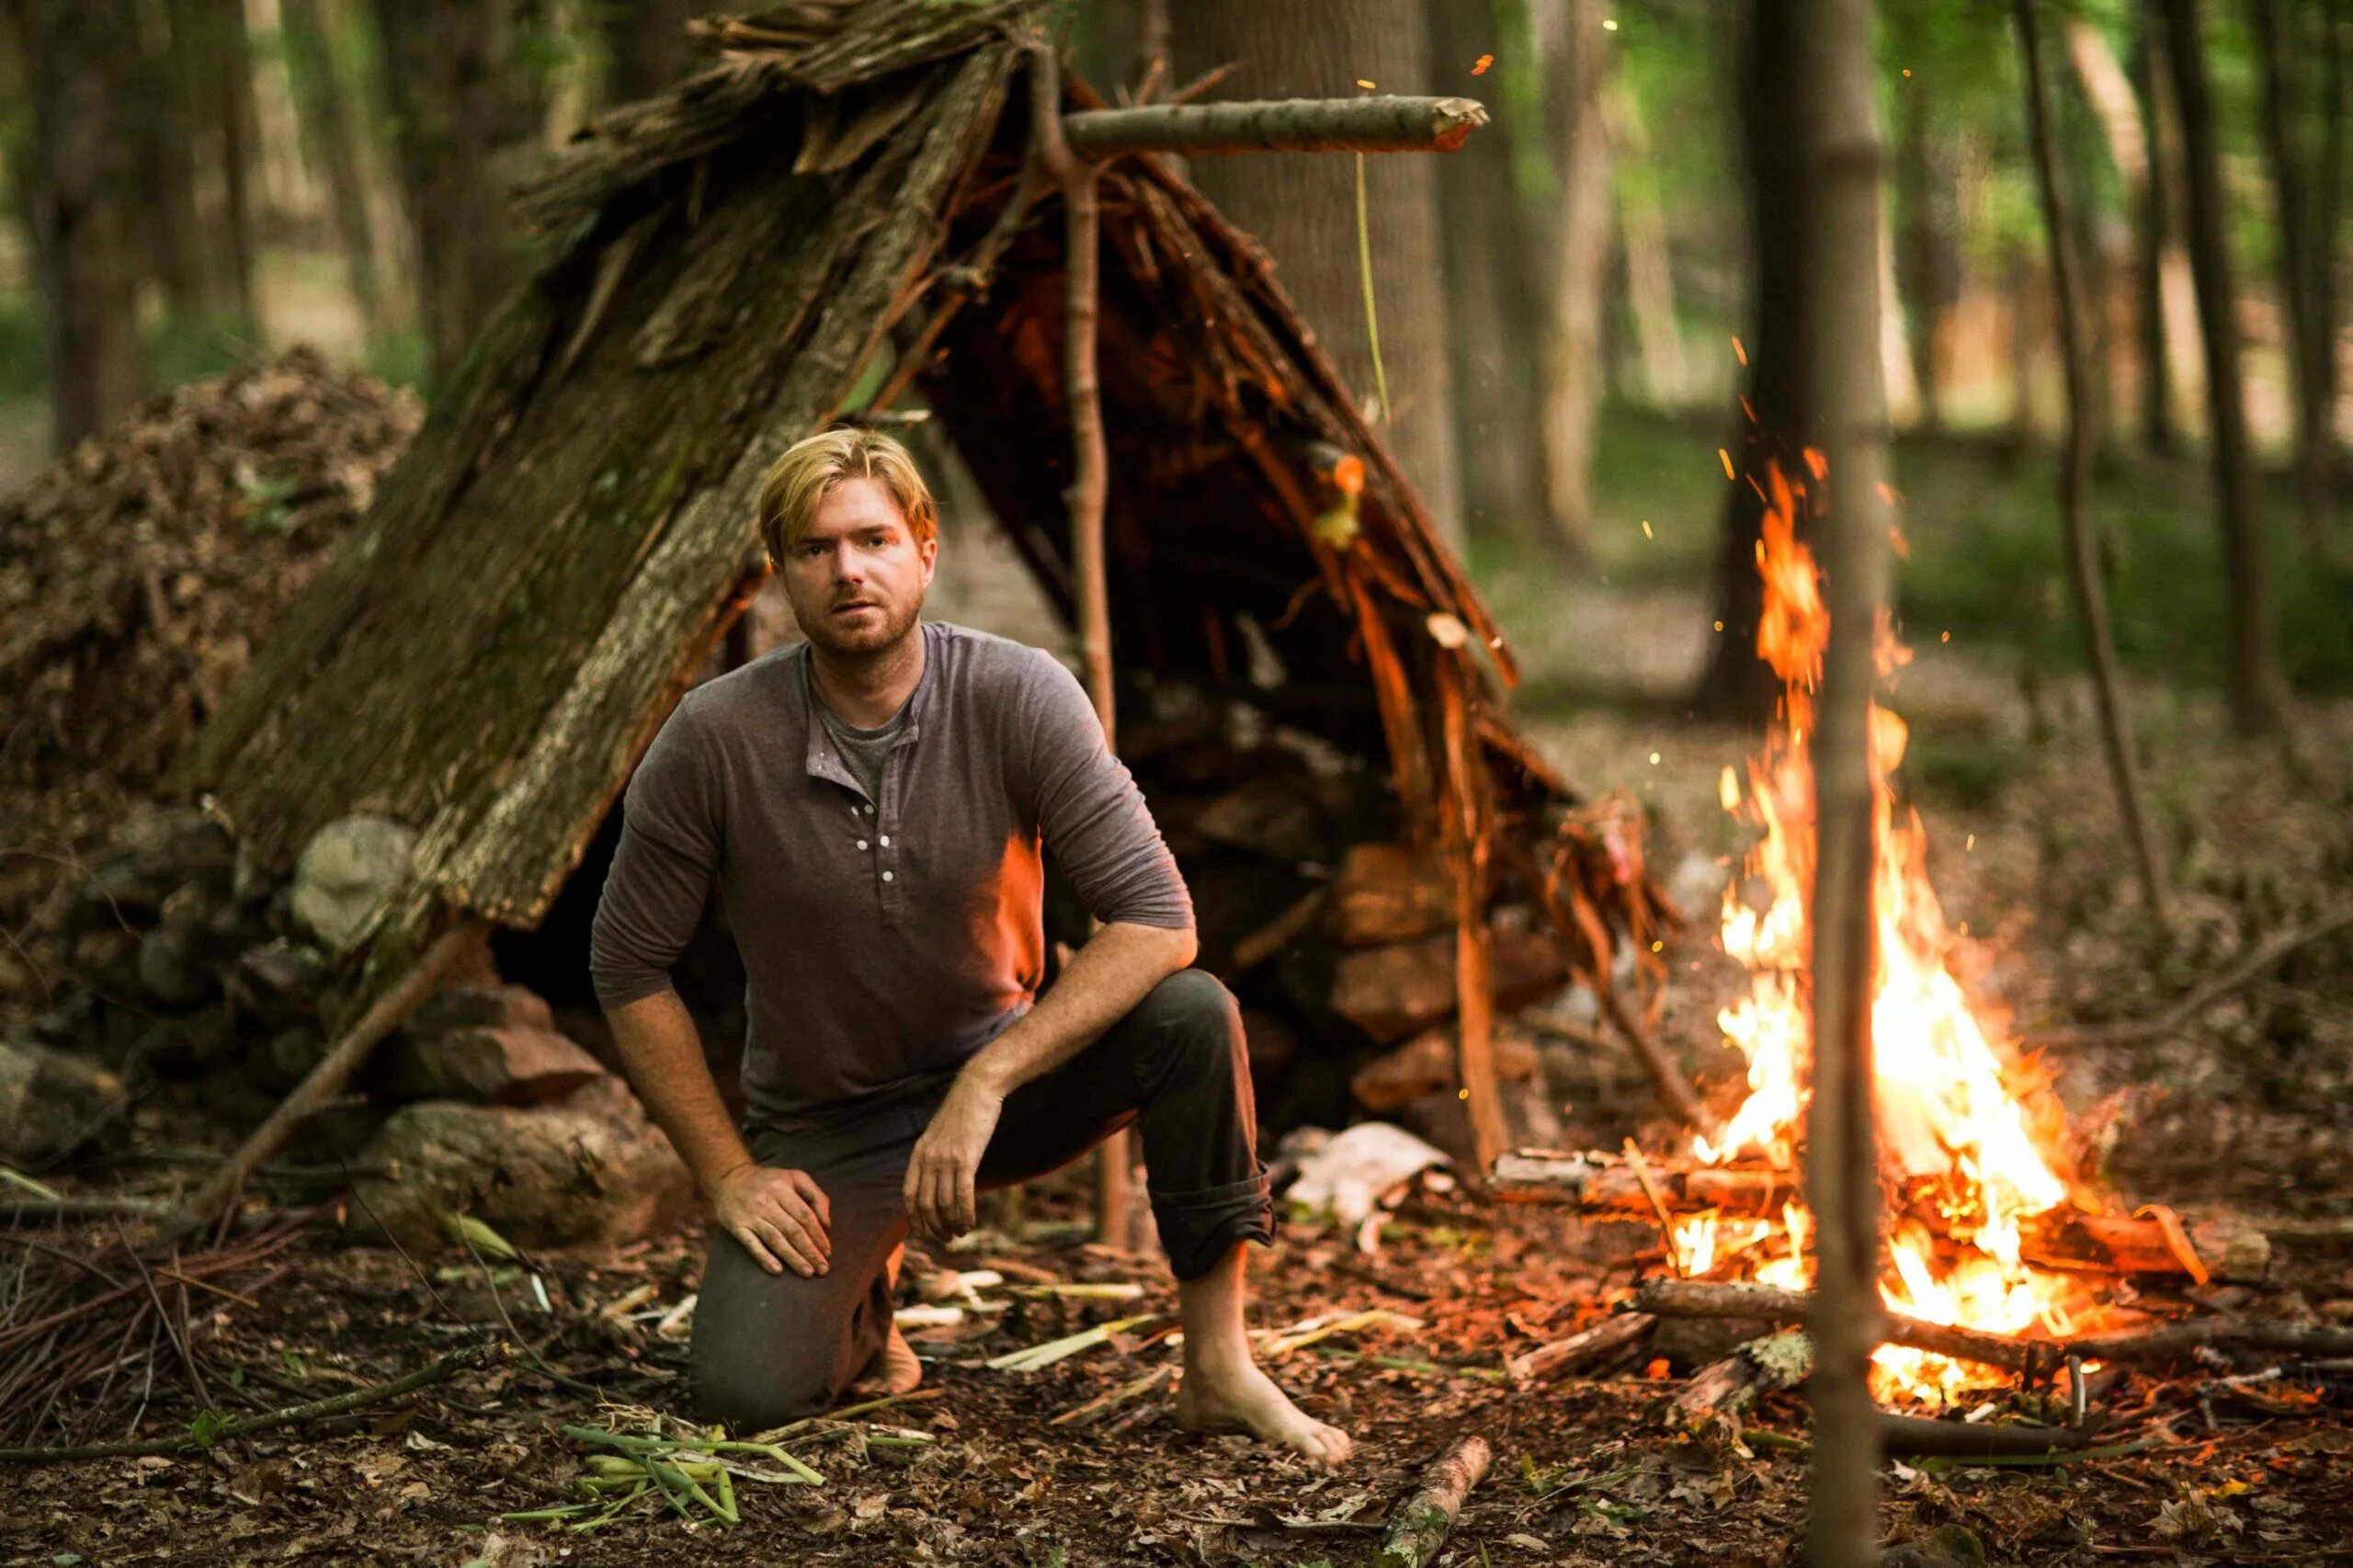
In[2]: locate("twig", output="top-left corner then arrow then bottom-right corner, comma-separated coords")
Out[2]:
2040,904 -> 2353,1048
1375,1434 -> 1490,1568
1620,1140 -> 1683,1274
1508,1311 -> 1657,1382
164,919 -> 486,1244
0,1341 -> 513,1461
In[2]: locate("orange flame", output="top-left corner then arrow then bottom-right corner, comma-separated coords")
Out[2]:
1697,460 -> 2082,1401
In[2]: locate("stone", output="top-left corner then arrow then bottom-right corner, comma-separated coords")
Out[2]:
291,814 -> 416,954
386,1026 -> 609,1106
1349,1020 -> 1541,1113
79,808 -> 233,919
1191,776 -> 1331,863
404,982 -> 554,1040
0,1040 -> 124,1165
1327,924 -> 1569,1043
1325,842 -> 1455,947
135,923 -> 213,1007
349,1076 -> 695,1253
229,939 -> 330,1028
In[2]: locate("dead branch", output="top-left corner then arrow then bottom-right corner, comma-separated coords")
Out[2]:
2064,1316 -> 2353,1366
2040,904 -> 2353,1048
1064,96 -> 1487,161
1488,1150 -> 1790,1215
1374,1434 -> 1491,1568
1873,1411 -> 2103,1459
1667,1329 -> 1813,1445
1508,1311 -> 1656,1382
1599,986 -> 1713,1135
164,919 -> 487,1245
1634,1278 -> 2056,1379
0,1340 -> 513,1462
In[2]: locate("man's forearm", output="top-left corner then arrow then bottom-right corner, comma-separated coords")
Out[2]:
960,921 -> 1197,1098
607,990 -> 753,1198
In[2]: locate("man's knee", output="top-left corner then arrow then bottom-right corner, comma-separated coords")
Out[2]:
1140,968 -> 1245,1064
690,1355 -> 832,1435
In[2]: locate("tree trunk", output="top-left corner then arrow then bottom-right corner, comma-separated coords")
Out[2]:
2131,18 -> 2181,453
2018,0 -> 2173,931
19,0 -> 145,450
1533,0 -> 1614,562
1174,0 -> 1464,545
176,0 -> 263,343
1894,74 -> 1943,430
1691,0 -> 1810,727
2071,19 -> 2161,450
1609,81 -> 1687,407
280,0 -> 383,335
129,0 -> 210,321
2158,0 -> 2293,735
2249,0 -> 2343,557
600,0 -> 699,107
371,0 -> 552,391
1429,0 -> 1543,540
1797,0 -> 1889,1554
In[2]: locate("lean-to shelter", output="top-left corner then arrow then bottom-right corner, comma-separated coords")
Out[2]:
173,0 -> 1674,1143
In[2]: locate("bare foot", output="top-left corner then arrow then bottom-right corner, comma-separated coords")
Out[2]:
1175,1362 -> 1353,1466
849,1324 -> 922,1399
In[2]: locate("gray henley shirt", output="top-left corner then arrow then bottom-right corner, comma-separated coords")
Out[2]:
588,621 -> 1194,1128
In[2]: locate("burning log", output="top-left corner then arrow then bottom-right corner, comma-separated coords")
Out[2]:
2022,1208 -> 2271,1285
1634,1278 -> 2057,1379
1489,1150 -> 1792,1216
1373,1434 -> 1491,1568
1507,1311 -> 1657,1382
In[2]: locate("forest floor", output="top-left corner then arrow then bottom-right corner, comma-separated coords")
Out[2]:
6,395 -> 2353,1562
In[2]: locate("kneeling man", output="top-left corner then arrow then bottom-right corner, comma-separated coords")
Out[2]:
589,427 -> 1348,1464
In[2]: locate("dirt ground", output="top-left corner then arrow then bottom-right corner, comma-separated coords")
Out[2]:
6,601 -> 2353,1563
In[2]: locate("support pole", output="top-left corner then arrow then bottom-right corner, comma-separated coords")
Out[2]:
1798,0 -> 1892,1555
1029,39 -> 1131,1252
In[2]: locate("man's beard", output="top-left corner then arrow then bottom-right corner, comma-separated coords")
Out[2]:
800,589 -> 923,657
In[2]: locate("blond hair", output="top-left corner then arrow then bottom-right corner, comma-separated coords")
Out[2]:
756,426 -> 938,565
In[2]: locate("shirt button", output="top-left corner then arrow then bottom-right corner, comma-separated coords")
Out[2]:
881,870 -> 894,882
879,835 -> 891,846
864,804 -> 875,815
858,840 -> 870,851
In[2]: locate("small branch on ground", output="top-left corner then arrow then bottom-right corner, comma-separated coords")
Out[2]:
2040,904 -> 2353,1049
1374,1433 -> 1491,1568
1508,1311 -> 1656,1382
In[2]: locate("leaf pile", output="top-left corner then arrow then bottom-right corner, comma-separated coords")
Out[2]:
0,349 -> 419,959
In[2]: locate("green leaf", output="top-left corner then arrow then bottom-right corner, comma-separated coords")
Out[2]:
187,1409 -> 231,1449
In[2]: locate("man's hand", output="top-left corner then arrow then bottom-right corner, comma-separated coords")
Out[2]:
904,1073 -> 1005,1241
710,1163 -> 833,1277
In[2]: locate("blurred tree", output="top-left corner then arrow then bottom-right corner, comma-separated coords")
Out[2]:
2157,0 -> 2291,734
600,0 -> 698,105
128,0 -> 210,324
2247,0 -> 2346,557
1429,0 -> 1543,541
1532,0 -> 1613,564
176,0 -> 264,343
371,0 -> 551,390
1174,0 -> 1463,544
1607,77 -> 1686,406
1692,0 -> 1810,727
14,0 -> 145,449
2018,0 -> 2172,929
1892,61 -> 1950,430
281,0 -> 384,336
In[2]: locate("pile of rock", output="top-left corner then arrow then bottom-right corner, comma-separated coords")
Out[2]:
19,803 -> 689,1251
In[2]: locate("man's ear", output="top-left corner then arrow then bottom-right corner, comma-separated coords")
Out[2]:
918,533 -> 938,586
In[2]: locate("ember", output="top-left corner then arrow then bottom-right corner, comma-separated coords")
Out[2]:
1695,459 -> 2097,1402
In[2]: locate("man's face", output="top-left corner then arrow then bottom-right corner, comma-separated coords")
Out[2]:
780,475 -> 937,656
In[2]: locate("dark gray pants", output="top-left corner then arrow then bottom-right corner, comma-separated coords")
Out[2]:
689,969 -> 1270,1432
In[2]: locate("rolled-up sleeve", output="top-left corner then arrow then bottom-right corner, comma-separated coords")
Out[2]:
1022,653 -> 1193,931
589,699 -> 722,1011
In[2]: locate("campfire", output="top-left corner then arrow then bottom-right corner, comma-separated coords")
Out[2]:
1488,457 -> 2331,1440
1685,458 -> 2090,1403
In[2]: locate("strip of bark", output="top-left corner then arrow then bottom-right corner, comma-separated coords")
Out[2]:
164,920 -> 487,1245
1509,1311 -> 1657,1382
0,1341 -> 512,1462
1488,1150 -> 1790,1214
1064,97 -> 1487,161
1374,1434 -> 1491,1568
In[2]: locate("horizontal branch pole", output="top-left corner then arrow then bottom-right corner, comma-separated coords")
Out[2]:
1632,1278 -> 2057,1380
1062,96 -> 1486,161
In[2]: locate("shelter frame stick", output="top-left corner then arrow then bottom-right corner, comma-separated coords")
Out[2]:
1029,36 -> 1131,1250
